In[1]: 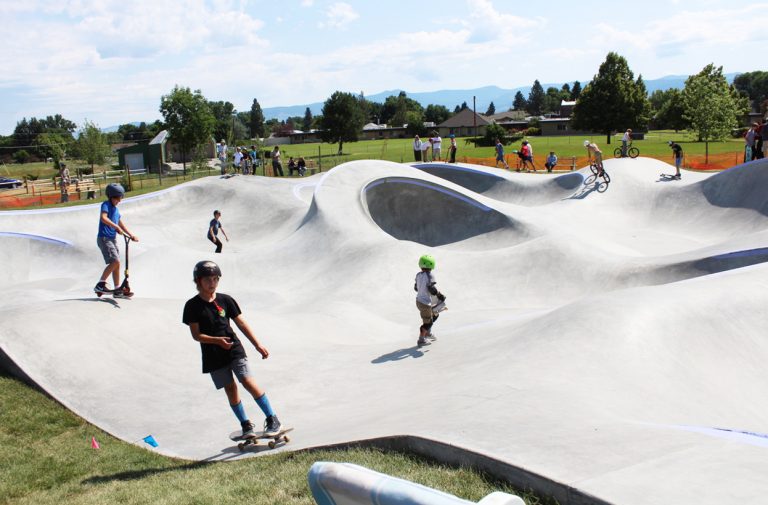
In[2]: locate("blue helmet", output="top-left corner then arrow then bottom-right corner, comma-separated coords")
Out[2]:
106,183 -> 125,198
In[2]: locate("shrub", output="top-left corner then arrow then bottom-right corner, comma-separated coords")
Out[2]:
13,149 -> 30,164
524,127 -> 541,136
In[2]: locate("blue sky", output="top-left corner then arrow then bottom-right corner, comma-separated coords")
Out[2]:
1,0 -> 766,135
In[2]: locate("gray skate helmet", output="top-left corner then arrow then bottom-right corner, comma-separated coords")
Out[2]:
105,183 -> 125,199
193,260 -> 222,281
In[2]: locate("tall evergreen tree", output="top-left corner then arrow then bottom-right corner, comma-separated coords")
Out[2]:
570,81 -> 582,100
302,107 -> 313,132
485,102 -> 496,116
249,99 -> 265,138
512,91 -> 527,111
527,80 -> 545,115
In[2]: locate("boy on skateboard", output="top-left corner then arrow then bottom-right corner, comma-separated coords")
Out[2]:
182,261 -> 282,438
414,254 -> 446,347
94,183 -> 138,297
668,141 -> 683,179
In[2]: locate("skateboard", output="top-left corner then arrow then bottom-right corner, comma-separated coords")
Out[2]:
432,300 -> 447,315
659,173 -> 681,180
95,287 -> 133,298
229,427 -> 293,451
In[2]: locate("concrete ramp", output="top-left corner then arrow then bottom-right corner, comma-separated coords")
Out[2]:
2,159 -> 768,505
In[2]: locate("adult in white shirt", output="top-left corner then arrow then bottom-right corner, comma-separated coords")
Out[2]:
413,135 -> 422,162
431,134 -> 442,161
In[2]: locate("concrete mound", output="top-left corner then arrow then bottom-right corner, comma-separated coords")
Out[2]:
2,158 -> 768,505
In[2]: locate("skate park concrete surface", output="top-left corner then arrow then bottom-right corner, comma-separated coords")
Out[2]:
2,157 -> 768,505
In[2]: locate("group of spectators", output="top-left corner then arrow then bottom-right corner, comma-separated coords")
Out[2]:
216,141 -> 307,177
413,132 -> 457,163
744,119 -> 768,162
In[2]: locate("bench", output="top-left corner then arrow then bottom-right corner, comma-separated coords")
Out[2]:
67,178 -> 99,199
305,159 -> 320,175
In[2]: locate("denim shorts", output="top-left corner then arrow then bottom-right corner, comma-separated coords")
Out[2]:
210,358 -> 253,389
97,236 -> 120,264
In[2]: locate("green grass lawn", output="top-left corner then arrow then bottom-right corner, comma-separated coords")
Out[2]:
0,372 -> 551,505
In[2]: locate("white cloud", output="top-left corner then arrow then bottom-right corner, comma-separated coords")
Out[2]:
319,2 -> 359,29
301,0 -> 314,6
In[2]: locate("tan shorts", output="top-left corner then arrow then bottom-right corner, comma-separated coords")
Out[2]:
416,301 -> 433,325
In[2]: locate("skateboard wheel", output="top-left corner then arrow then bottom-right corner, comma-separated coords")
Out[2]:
283,435 -> 290,444
238,442 -> 245,451
268,440 -> 276,449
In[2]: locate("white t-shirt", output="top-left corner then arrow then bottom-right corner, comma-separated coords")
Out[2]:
413,139 -> 422,150
415,271 -> 436,305
234,152 -> 243,165
432,137 -> 442,149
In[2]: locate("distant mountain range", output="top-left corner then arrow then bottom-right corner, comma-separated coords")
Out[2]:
107,74 -> 738,130
259,74 -> 739,121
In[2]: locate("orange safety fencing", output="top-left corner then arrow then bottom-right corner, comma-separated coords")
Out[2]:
459,153 -> 744,172
0,191 -> 90,209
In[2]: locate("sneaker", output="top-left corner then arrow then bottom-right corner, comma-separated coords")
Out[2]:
94,282 -> 109,294
241,420 -> 255,438
417,336 -> 430,347
264,415 -> 281,436
426,332 -> 437,341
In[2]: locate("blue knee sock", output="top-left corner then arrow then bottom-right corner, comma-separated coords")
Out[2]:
230,401 -> 248,424
255,393 -> 275,418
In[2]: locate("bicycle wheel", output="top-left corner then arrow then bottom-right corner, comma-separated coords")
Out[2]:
602,170 -> 611,184
628,147 -> 639,159
613,147 -> 622,158
589,163 -> 598,175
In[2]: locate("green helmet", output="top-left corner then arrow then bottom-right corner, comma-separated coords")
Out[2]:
418,254 -> 436,270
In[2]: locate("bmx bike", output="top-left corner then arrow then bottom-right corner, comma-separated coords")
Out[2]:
589,162 -> 611,185
614,143 -> 639,159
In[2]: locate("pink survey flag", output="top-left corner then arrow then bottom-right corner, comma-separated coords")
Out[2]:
91,437 -> 100,449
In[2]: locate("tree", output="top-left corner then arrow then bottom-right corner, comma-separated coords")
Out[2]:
380,91 -> 422,126
682,64 -> 746,161
207,100 -> 236,144
571,52 -> 650,144
650,89 -> 687,131
570,81 -> 582,100
733,71 -> 768,111
249,99 -> 265,138
424,104 -> 450,125
485,102 -> 496,116
36,132 -> 71,164
404,110 -> 426,137
526,80 -> 545,115
319,91 -> 366,154
482,123 -> 509,147
544,86 -> 569,115
159,86 -> 215,173
302,107 -> 313,132
76,120 -> 111,170
512,91 -> 527,111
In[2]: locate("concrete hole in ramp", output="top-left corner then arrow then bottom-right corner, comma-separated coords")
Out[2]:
414,163 -> 584,205
363,177 -> 528,249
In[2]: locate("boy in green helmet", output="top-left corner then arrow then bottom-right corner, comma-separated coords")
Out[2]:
414,254 -> 446,347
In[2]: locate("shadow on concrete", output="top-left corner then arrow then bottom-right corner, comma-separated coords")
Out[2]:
371,346 -> 428,363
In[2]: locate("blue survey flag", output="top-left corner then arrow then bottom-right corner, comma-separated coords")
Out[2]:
142,435 -> 158,447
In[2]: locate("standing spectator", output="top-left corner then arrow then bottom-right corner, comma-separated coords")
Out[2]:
621,129 -> 632,157
271,146 -> 284,177
668,141 -> 683,179
248,145 -> 259,175
745,123 -> 758,162
431,132 -> 442,161
520,140 -> 535,172
755,120 -> 765,160
421,139 -> 431,162
218,139 -> 228,174
413,135 -> 422,162
762,118 -> 768,159
59,162 -> 70,203
233,147 -> 243,174
448,134 -> 457,163
494,139 -> 509,169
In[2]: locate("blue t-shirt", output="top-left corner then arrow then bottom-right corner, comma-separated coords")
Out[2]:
208,218 -> 221,238
98,201 -> 120,238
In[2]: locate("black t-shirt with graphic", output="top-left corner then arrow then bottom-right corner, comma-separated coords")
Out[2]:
182,293 -> 246,373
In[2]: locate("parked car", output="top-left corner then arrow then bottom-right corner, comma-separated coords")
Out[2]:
0,177 -> 22,189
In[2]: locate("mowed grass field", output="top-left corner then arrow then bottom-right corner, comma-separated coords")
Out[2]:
0,372 -> 551,505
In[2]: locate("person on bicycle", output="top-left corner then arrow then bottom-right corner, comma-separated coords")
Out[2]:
621,129 -> 632,157
584,140 -> 604,175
